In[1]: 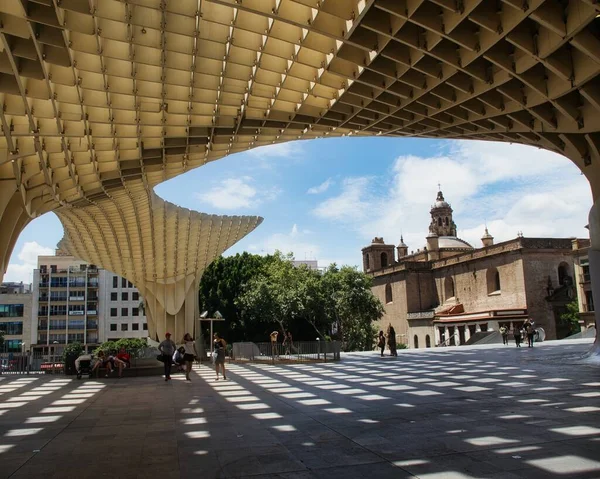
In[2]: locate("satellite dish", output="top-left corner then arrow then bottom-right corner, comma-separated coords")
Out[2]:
200,311 -> 208,319
214,310 -> 223,319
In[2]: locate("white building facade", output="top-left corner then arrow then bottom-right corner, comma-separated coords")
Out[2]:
32,249 -> 147,356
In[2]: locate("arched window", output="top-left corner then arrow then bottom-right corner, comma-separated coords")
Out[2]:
558,262 -> 570,285
445,217 -> 449,226
444,276 -> 455,300
438,217 -> 442,226
425,335 -> 431,348
487,267 -> 501,294
385,283 -> 393,304
381,252 -> 388,268
414,335 -> 419,348
364,253 -> 370,271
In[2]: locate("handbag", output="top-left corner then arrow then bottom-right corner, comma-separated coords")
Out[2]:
211,351 -> 218,362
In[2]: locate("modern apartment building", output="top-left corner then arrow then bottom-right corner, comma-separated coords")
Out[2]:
0,283 -> 32,353
101,271 -> 148,341
32,249 -> 147,358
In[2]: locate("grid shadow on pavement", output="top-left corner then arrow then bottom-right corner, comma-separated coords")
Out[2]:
0,339 -> 598,478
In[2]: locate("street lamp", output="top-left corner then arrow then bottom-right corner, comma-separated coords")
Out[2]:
52,341 -> 59,374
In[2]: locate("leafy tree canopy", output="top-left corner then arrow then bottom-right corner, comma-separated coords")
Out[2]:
200,251 -> 383,350
559,300 -> 582,337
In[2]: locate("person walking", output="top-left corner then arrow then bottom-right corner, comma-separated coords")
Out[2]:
500,325 -> 509,345
158,332 -> 176,381
377,331 -> 386,357
513,326 -> 522,347
270,330 -> 279,359
526,320 -> 535,348
283,331 -> 294,356
182,333 -> 197,381
387,324 -> 397,357
213,333 -> 227,380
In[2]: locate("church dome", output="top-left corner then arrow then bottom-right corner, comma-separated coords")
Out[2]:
432,190 -> 450,209
438,236 -> 473,249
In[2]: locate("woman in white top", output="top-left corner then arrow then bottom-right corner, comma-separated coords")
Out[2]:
182,333 -> 197,381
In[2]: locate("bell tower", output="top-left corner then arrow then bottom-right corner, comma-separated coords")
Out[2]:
362,237 -> 395,272
429,188 -> 457,237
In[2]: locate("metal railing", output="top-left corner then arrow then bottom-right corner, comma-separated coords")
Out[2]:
0,351 -> 54,375
232,341 -> 341,363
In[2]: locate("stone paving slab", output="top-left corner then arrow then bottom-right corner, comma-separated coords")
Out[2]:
0,339 -> 599,478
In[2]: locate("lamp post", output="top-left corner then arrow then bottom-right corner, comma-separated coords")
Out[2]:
52,341 -> 59,374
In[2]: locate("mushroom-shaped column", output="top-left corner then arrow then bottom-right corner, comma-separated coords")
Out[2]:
56,184 -> 262,340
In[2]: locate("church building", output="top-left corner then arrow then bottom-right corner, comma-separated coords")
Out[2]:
362,189 -> 579,348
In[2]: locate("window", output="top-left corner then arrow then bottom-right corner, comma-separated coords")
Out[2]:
586,291 -> 595,312
110,324 -> 117,331
0,321 -> 23,335
0,304 -> 24,318
414,335 -> 419,349
381,252 -> 388,268
437,217 -> 442,226
113,276 -> 118,288
385,283 -> 393,304
111,292 -> 118,301
121,323 -> 128,331
122,292 -> 128,301
121,277 -> 127,288
143,323 -> 148,330
110,308 -> 117,317
558,262 -> 570,285
445,217 -> 449,226
4,339 -> 23,352
444,276 -> 455,300
487,267 -> 501,294
425,335 -> 431,348
132,323 -> 139,331
121,308 -> 128,316
132,292 -> 139,301
132,308 -> 139,317
364,253 -> 370,271
127,281 -> 133,288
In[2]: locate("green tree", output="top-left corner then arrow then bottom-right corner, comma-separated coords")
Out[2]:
321,265 -> 383,351
236,254 -> 383,350
199,252 -> 273,341
559,300 -> 582,336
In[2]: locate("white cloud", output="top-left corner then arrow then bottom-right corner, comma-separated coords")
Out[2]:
247,141 -> 302,159
307,178 -> 334,195
311,140 -> 591,253
312,177 -> 373,222
194,176 -> 280,210
247,224 -> 320,259
5,241 -> 54,284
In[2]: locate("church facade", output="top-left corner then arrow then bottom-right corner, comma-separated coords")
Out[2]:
362,190 -> 579,348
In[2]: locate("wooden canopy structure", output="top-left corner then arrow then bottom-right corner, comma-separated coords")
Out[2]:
1,0 -> 600,339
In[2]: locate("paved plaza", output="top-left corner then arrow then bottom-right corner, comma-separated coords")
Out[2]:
0,340 -> 599,478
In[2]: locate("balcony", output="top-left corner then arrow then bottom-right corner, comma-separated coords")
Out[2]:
86,321 -> 98,329
582,303 -> 595,312
579,273 -> 592,284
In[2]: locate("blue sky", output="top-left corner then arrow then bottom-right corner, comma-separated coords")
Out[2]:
5,137 -> 592,283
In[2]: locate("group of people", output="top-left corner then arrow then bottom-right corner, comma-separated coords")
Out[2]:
377,324 -> 398,357
500,319 -> 537,348
90,348 -> 131,378
157,331 -> 227,381
270,330 -> 294,356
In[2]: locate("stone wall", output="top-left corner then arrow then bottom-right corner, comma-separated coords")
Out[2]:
433,251 -> 527,313
372,273 -> 410,347
522,250 -> 575,340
